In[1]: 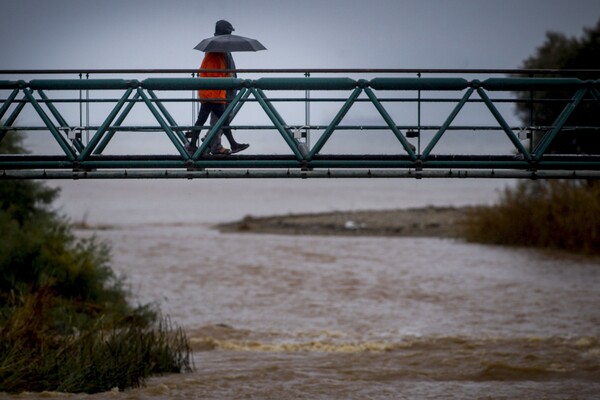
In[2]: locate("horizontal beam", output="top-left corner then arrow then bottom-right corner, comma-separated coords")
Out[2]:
3,77 -> 599,91
254,77 -> 358,90
29,79 -> 138,90
142,78 -> 244,90
3,169 -> 599,180
2,154 -> 600,170
2,68 -> 600,75
370,78 -> 469,91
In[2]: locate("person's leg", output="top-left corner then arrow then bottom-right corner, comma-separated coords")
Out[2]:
208,104 -> 227,153
210,112 -> 237,147
192,104 -> 212,148
211,107 -> 249,153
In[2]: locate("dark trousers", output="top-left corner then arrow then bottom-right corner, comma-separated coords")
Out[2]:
193,102 -> 233,151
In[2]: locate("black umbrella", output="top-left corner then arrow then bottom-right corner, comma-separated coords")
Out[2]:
194,34 -> 266,52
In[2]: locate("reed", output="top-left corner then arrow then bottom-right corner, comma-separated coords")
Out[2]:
463,180 -> 600,255
0,294 -> 193,393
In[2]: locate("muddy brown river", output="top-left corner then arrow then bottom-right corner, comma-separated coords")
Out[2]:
8,179 -> 599,399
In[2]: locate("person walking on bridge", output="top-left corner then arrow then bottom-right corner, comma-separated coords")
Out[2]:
208,20 -> 249,154
188,50 -> 234,155
188,20 -> 250,155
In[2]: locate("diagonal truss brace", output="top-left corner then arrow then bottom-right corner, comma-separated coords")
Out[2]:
0,89 -> 24,143
78,88 -> 134,161
137,88 -> 190,159
94,91 -> 142,154
37,89 -> 85,153
476,87 -> 532,162
364,87 -> 418,160
251,87 -> 304,161
307,87 -> 362,160
421,88 -> 474,160
533,88 -> 588,161
23,88 -> 77,160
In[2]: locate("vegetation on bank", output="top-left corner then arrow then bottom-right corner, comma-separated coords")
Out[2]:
463,180 -> 600,255
0,132 -> 193,393
514,18 -> 600,154
464,19 -> 600,256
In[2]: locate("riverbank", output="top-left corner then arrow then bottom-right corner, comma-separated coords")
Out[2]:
215,206 -> 472,238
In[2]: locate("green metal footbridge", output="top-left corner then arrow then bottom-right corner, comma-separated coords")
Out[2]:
1,69 -> 599,179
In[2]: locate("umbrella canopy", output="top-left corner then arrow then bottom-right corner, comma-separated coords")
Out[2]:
194,34 -> 266,52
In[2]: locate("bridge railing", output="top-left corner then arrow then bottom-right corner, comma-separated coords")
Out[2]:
1,69 -> 599,179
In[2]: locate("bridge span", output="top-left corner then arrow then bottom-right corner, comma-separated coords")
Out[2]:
1,69 -> 599,179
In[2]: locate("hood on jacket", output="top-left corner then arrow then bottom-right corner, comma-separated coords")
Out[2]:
215,20 -> 235,35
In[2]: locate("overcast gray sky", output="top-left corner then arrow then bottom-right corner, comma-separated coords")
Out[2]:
1,0 -> 599,71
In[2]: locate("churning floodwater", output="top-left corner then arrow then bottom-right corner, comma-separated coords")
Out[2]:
10,179 -> 600,399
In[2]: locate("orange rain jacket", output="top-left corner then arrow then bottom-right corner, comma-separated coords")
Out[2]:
198,52 -> 228,103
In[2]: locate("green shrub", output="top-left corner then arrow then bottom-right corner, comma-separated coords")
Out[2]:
0,132 -> 193,393
0,295 -> 192,393
463,180 -> 600,255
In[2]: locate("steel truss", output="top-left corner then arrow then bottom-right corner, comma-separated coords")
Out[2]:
1,75 -> 600,179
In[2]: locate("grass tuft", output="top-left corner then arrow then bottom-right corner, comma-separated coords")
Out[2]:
0,288 -> 193,393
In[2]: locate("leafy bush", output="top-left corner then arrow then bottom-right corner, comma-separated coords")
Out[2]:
0,132 -> 193,393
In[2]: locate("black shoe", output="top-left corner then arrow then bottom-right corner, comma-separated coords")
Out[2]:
210,146 -> 231,155
231,143 -> 250,154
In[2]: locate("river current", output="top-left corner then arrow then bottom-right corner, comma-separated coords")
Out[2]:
10,179 -> 600,399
